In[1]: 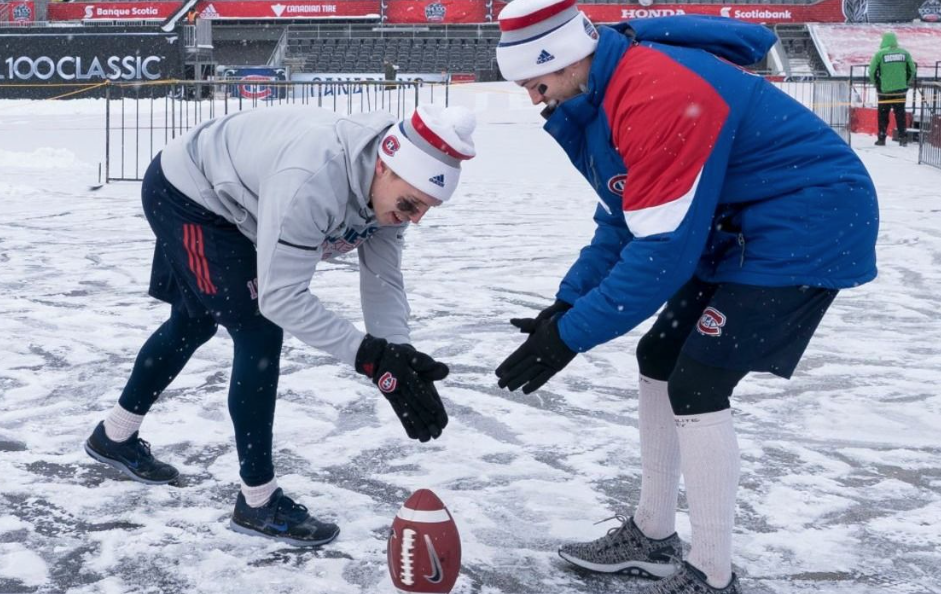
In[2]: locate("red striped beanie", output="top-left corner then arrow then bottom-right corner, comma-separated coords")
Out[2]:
378,104 -> 476,202
496,0 -> 599,82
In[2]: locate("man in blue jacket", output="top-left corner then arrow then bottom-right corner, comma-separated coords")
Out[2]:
493,0 -> 879,592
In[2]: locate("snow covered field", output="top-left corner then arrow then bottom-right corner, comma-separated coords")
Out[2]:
1,83 -> 940,594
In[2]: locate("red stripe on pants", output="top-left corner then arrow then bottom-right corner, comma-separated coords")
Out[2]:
183,224 -> 215,294
183,224 -> 205,293
193,225 -> 217,294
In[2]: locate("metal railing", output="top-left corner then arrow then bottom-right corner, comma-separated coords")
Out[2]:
269,26 -> 290,67
917,82 -> 941,170
848,64 -> 941,155
770,78 -> 852,145
104,79 -> 447,182
182,20 -> 213,49
97,72 -> 940,183
0,19 -> 165,28
812,79 -> 851,144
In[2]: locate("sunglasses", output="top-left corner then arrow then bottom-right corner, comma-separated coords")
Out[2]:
396,196 -> 427,217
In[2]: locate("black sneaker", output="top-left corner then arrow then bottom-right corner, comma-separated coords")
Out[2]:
230,488 -> 340,547
558,515 -> 681,578
84,421 -> 179,485
874,138 -> 886,146
642,561 -> 741,593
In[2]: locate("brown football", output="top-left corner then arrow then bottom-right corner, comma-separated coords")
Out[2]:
388,489 -> 461,594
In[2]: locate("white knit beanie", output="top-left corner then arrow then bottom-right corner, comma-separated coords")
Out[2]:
496,0 -> 599,82
378,104 -> 476,202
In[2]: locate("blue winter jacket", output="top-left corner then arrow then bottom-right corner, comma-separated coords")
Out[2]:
548,17 -> 879,353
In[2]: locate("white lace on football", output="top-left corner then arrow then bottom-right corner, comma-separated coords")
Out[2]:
400,528 -> 417,585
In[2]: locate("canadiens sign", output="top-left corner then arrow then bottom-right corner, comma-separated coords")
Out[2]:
607,174 -> 627,195
382,135 -> 401,156
236,74 -> 277,99
697,307 -> 727,337
378,372 -> 398,393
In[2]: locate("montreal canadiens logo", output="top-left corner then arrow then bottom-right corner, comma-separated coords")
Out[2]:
583,17 -> 599,40
607,174 -> 627,196
238,75 -> 274,100
383,135 -> 401,157
697,307 -> 727,337
378,371 -> 398,393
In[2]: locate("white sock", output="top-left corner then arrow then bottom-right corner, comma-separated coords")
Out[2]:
633,375 -> 681,540
676,409 -> 740,589
103,404 -> 144,443
242,478 -> 279,508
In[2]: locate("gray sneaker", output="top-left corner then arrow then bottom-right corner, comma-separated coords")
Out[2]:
558,515 -> 681,579
643,561 -> 741,593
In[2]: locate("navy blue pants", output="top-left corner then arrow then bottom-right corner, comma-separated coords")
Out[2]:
118,154 -> 283,487
636,277 -> 837,415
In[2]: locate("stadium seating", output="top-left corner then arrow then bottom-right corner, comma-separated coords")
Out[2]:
282,25 -> 500,75
774,23 -> 829,76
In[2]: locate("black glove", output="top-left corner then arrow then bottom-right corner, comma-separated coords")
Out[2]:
510,299 -> 573,334
355,335 -> 449,442
495,318 -> 576,394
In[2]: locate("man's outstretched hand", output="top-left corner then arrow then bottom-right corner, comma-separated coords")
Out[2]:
356,335 -> 449,442
495,319 -> 576,394
509,299 -> 572,334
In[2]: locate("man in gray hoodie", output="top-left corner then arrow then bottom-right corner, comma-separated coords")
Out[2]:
83,103 -> 477,547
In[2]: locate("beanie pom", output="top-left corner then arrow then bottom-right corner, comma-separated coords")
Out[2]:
442,106 -> 476,139
416,104 -> 477,159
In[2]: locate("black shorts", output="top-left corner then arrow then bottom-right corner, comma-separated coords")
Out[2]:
643,276 -> 838,379
142,154 -> 261,329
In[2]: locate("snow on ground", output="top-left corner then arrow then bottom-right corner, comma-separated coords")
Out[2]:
1,83 -> 940,594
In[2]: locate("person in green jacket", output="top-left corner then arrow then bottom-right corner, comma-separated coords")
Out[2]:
869,32 -> 917,146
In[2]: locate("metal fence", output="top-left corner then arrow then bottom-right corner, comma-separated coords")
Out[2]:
811,79 -> 852,144
770,78 -> 851,144
102,74 -> 935,183
917,82 -> 941,170
847,64 -> 941,151
104,79 -> 449,182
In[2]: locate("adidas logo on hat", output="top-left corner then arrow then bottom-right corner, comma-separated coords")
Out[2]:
429,174 -> 445,187
496,0 -> 600,81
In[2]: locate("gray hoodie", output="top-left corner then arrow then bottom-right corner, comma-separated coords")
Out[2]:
160,105 -> 409,367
